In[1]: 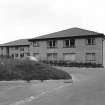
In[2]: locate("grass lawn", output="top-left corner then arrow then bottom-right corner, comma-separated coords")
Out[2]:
0,59 -> 71,81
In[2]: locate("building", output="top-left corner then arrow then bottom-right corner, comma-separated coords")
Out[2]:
0,39 -> 30,59
29,28 -> 105,66
0,27 -> 104,66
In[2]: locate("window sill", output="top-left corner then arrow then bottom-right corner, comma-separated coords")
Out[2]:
86,44 -> 96,45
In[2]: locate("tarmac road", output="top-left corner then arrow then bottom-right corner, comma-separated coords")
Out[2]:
24,71 -> 105,105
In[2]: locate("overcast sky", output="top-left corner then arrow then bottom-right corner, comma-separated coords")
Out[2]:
0,0 -> 105,44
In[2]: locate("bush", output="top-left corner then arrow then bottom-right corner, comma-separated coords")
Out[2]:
41,60 -> 103,68
0,59 -> 71,81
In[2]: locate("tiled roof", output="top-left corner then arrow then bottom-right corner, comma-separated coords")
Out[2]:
29,27 -> 104,41
0,39 -> 30,47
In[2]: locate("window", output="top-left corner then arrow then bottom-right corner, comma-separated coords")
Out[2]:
26,53 -> 30,56
11,54 -> 14,58
86,38 -> 95,45
1,47 -> 3,50
86,53 -> 96,62
64,39 -> 75,48
15,53 -> 18,57
20,53 -> 24,58
47,53 -> 57,60
47,40 -> 57,48
64,40 -> 70,47
33,41 -> 39,47
20,47 -> 24,51
70,39 -> 75,47
15,47 -> 18,50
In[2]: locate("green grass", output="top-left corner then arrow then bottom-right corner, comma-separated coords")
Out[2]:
0,59 -> 71,81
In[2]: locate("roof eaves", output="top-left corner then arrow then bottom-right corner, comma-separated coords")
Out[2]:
29,34 -> 104,41
0,44 -> 30,47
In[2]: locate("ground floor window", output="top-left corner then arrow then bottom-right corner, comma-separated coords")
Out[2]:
86,53 -> 96,62
26,52 -> 30,56
47,53 -> 57,60
15,53 -> 18,57
20,53 -> 24,58
11,54 -> 14,58
63,53 -> 76,61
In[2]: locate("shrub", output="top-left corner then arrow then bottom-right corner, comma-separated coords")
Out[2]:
41,60 -> 103,68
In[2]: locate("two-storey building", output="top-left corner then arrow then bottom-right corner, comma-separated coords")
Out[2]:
29,28 -> 105,66
0,27 -> 104,66
0,39 -> 30,59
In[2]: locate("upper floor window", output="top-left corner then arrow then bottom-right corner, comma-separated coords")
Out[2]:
33,41 -> 39,47
1,47 -> 3,50
20,47 -> 24,51
64,39 -> 75,48
15,47 -> 18,50
86,38 -> 95,45
47,40 -> 57,48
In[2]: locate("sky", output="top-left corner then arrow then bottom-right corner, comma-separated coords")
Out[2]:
0,0 -> 105,44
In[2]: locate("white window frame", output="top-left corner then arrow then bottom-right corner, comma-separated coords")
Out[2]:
47,40 -> 57,48
64,39 -> 75,48
86,38 -> 96,45
33,41 -> 39,47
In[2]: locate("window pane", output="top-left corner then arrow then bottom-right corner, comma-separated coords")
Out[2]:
64,39 -> 75,48
65,40 -> 70,47
70,39 -> 75,47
